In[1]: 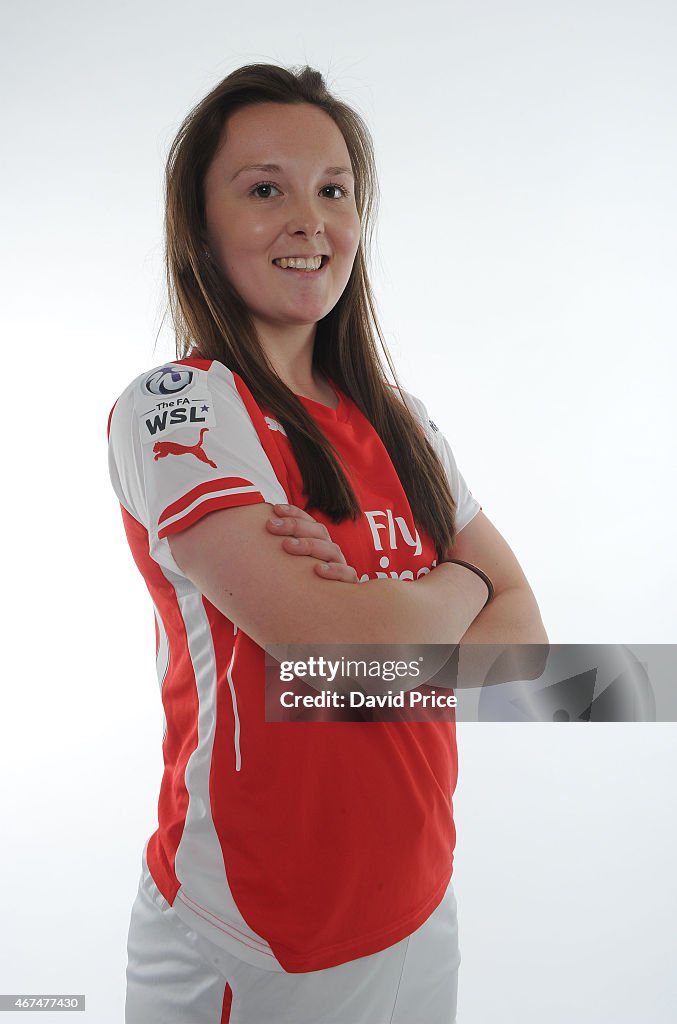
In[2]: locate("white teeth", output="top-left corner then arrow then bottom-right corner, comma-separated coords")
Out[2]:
273,256 -> 323,271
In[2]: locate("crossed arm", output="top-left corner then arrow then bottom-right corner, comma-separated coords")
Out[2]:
264,503 -> 549,687
168,501 -> 548,688
265,502 -> 548,641
168,500 -> 490,647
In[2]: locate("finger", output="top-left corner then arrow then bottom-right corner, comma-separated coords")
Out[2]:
271,504 -> 331,540
271,503 -> 316,522
281,537 -> 347,565
267,515 -> 330,542
314,561 -> 359,584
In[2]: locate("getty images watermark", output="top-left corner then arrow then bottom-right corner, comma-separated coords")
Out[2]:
264,644 -> 675,723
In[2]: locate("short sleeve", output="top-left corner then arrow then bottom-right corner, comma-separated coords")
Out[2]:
398,388 -> 482,533
108,360 -> 288,574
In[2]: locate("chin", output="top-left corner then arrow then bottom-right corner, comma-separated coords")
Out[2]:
278,301 -> 337,324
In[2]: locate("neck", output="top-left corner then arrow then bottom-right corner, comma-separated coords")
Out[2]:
254,319 -> 320,393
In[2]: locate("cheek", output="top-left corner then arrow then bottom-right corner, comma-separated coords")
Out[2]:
205,202 -> 257,253
336,228 -> 361,277
343,213 -> 362,259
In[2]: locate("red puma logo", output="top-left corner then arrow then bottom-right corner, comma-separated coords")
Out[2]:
153,428 -> 217,468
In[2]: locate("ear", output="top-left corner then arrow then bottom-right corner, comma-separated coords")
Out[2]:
199,234 -> 213,261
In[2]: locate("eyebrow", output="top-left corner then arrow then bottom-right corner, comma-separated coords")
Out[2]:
230,163 -> 354,182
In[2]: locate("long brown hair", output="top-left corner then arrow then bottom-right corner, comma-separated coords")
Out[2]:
165,62 -> 459,558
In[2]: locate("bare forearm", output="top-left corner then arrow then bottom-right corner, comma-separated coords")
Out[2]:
460,586 -> 547,644
264,564 -> 490,691
455,586 -> 549,687
268,585 -> 548,697
262,562 -> 488,647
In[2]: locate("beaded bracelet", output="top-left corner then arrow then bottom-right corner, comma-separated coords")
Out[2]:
438,558 -> 495,609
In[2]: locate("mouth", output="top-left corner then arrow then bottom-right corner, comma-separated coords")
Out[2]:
272,255 -> 330,274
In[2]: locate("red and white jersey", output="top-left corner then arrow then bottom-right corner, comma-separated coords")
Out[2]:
107,358 -> 481,973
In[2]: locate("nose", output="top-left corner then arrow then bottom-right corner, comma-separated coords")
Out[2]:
285,193 -> 325,239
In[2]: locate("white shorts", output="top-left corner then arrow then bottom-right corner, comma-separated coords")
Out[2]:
125,864 -> 461,1024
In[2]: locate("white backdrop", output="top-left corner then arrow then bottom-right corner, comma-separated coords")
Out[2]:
1,0 -> 675,1021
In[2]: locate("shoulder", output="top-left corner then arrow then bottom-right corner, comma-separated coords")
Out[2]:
111,358 -> 224,406
388,384 -> 438,444
107,358 -> 243,439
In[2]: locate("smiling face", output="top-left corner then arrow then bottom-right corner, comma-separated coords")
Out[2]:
202,102 -> 362,352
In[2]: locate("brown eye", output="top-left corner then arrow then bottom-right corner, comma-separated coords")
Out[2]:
250,182 -> 281,199
322,184 -> 350,199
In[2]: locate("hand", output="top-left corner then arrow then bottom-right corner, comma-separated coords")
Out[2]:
266,503 -> 359,584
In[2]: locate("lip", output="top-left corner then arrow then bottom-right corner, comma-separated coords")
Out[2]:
272,255 -> 330,276
271,254 -> 329,262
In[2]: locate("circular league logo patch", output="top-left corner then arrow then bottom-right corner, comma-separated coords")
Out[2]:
144,366 -> 195,396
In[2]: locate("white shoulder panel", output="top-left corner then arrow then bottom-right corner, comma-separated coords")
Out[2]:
396,387 -> 481,533
108,361 -> 288,574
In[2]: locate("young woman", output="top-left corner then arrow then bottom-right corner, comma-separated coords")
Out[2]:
108,62 -> 547,1024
